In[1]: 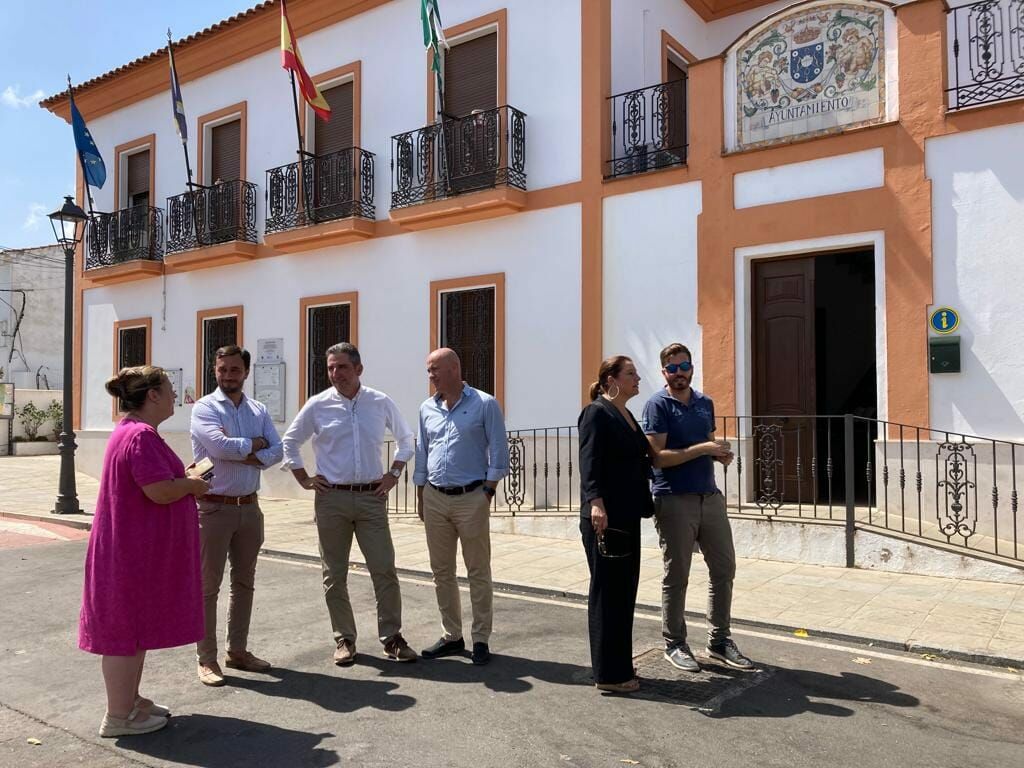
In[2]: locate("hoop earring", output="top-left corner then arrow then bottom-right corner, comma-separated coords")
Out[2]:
606,382 -> 621,399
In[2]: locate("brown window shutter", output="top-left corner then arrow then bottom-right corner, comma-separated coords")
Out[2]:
126,150 -> 150,207
440,288 -> 495,396
306,303 -> 351,397
118,327 -> 148,369
314,82 -> 354,156
667,59 -> 686,84
665,60 -> 687,154
202,316 -> 238,396
210,119 -> 241,183
443,32 -> 497,117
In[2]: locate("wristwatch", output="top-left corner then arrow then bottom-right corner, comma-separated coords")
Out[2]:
389,467 -> 403,479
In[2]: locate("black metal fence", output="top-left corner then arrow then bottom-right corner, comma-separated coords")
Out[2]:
390,105 -> 527,209
380,416 -> 1022,567
265,148 -> 375,233
86,205 -> 164,269
166,180 -> 258,253
946,0 -> 1024,110
607,78 -> 688,178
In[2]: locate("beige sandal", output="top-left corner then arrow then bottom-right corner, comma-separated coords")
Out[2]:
595,678 -> 640,693
135,696 -> 171,718
98,706 -> 168,738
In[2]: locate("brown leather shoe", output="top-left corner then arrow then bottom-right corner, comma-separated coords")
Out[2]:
333,639 -> 356,666
383,634 -> 417,662
225,650 -> 272,673
197,661 -> 225,687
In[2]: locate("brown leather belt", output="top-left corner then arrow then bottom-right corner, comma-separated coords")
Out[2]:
201,493 -> 258,506
326,483 -> 380,492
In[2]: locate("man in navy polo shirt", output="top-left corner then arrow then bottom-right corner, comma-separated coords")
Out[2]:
642,342 -> 754,672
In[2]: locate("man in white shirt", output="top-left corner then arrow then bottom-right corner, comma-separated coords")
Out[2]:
282,342 -> 416,665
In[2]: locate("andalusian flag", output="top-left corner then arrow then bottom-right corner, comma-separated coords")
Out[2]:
280,0 -> 330,122
421,0 -> 447,75
167,31 -> 188,142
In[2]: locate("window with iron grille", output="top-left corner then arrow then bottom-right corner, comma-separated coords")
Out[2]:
440,287 -> 494,396
202,316 -> 238,396
307,303 -> 351,398
117,326 -> 148,370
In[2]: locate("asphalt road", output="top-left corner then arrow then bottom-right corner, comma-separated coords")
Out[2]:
1,539 -> 1022,768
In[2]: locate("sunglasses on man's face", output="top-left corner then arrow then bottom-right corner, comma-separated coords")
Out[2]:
664,362 -> 693,374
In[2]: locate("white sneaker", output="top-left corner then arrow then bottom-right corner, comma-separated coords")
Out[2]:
98,707 -> 168,738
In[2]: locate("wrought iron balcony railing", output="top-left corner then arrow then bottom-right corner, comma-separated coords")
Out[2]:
390,104 -> 527,209
166,179 -> 258,253
607,78 -> 688,178
947,0 -> 1024,110
85,205 -> 164,270
265,147 -> 375,233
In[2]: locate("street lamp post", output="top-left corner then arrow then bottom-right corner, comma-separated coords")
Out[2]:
48,196 -> 89,515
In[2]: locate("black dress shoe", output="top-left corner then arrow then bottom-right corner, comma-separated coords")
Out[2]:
471,642 -> 490,666
421,637 -> 465,659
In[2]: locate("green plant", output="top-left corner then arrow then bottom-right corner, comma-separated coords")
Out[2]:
17,402 -> 47,441
45,400 -> 63,441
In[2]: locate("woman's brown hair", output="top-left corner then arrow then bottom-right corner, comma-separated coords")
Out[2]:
105,365 -> 167,413
589,355 -> 633,401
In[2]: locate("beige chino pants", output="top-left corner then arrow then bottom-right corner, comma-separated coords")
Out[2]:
422,484 -> 493,644
196,500 -> 264,665
314,489 -> 402,646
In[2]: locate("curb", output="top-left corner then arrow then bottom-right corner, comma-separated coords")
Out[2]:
0,510 -> 94,531
261,548 -> 1024,671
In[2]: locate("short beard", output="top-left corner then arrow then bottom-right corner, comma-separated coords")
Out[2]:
219,382 -> 242,394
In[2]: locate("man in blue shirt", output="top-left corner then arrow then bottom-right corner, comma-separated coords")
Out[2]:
642,342 -> 754,672
190,345 -> 283,686
414,348 -> 508,665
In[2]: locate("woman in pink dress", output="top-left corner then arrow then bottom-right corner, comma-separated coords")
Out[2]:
80,366 -> 209,737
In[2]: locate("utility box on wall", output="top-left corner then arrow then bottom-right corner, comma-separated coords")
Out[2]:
929,335 -> 961,374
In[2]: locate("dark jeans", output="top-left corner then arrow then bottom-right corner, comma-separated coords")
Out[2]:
580,517 -> 641,685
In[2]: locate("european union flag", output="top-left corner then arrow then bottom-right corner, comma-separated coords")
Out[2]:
70,90 -> 106,189
168,36 -> 188,141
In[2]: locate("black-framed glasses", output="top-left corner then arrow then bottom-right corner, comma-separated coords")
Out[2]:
664,361 -> 693,374
597,528 -> 634,559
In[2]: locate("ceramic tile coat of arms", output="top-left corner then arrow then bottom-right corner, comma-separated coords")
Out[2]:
736,2 -> 886,150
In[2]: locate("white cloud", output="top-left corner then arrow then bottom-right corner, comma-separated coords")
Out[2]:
23,203 -> 48,230
2,85 -> 46,109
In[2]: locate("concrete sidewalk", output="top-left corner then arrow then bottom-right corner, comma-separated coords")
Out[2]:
3,456 -> 1023,667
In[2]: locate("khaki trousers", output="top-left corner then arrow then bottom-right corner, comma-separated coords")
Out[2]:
654,492 -> 736,647
196,500 -> 264,665
422,484 -> 493,644
314,489 -> 402,646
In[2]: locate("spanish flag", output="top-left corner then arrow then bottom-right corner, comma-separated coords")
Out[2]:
280,0 -> 330,122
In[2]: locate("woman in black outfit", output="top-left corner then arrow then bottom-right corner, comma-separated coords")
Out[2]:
578,355 -> 654,693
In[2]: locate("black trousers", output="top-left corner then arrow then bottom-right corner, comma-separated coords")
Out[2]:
580,517 -> 641,685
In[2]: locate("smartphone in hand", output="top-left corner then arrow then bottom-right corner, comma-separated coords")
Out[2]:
190,457 -> 215,481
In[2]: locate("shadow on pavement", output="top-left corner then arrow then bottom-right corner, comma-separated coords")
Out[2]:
358,652 -> 594,694
703,667 -> 921,719
116,713 -> 338,767
226,667 -> 416,712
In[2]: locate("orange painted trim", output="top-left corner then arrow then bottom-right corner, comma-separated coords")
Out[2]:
661,30 -> 697,83
113,134 -> 156,210
164,241 -> 258,272
683,0 -> 805,24
195,305 -> 244,397
299,60 -> 362,150
111,317 -> 152,420
83,259 -> 164,286
196,101 -> 247,184
42,0 -> 393,123
264,217 -> 376,252
389,187 -> 526,230
429,273 -> 506,411
426,8 -> 508,123
579,0 -> 610,404
297,291 -> 359,408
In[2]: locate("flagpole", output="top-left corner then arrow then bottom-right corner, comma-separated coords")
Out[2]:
67,75 -> 95,217
167,31 -> 195,190
434,67 -> 451,195
289,69 -> 313,221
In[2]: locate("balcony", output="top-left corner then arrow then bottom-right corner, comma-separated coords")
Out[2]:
947,0 -> 1024,111
389,105 -> 527,230
164,180 -> 259,271
606,79 -> 688,179
264,147 -> 377,253
84,205 -> 164,285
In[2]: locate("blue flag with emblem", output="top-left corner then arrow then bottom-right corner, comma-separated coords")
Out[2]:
69,85 -> 106,189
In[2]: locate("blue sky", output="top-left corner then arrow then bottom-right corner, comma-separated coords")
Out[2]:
0,0 -> 257,250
